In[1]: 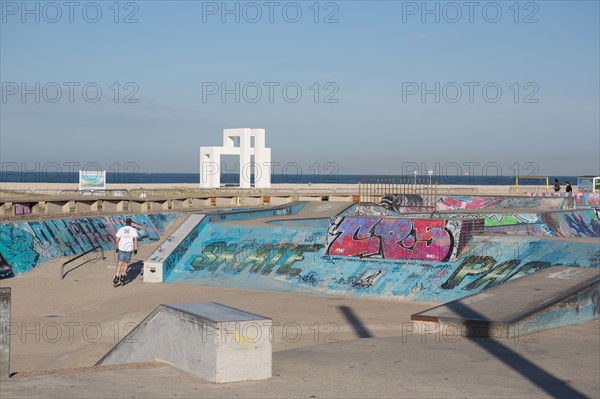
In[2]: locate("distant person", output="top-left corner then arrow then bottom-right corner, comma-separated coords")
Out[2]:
553,179 -> 560,192
114,217 -> 138,287
565,181 -> 573,194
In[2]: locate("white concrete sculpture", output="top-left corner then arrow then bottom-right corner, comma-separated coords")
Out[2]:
200,128 -> 271,188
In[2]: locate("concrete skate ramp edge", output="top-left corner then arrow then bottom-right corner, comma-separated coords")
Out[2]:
205,202 -> 307,223
96,302 -> 272,383
411,266 -> 600,338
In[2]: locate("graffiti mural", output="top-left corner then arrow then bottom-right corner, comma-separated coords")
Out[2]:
487,224 -> 553,236
429,212 -> 542,227
14,203 -> 32,215
161,217 -> 208,277
165,224 -> 328,286
348,195 -> 569,215
436,196 -> 566,211
0,252 -> 14,279
528,192 -> 600,208
379,194 -> 426,212
576,193 -> 600,207
0,213 -> 178,277
166,217 -> 599,302
188,242 -> 324,277
352,195 -> 567,214
353,268 -> 384,287
325,217 -> 483,262
486,210 -> 600,238
541,210 -> 600,238
157,206 -> 599,303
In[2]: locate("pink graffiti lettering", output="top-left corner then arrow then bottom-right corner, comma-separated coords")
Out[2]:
328,218 -> 380,257
412,220 -> 451,261
373,219 -> 413,259
327,217 -> 453,261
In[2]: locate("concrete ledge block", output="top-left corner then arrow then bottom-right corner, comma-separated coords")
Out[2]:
96,302 -> 272,383
144,214 -> 206,283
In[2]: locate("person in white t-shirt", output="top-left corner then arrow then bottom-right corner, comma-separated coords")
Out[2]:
114,217 -> 139,287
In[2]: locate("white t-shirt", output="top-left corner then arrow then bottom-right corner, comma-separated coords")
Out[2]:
116,225 -> 139,252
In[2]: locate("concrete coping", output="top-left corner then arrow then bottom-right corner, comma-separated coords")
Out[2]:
164,302 -> 270,323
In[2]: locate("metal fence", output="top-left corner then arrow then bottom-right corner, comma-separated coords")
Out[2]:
358,175 -> 438,212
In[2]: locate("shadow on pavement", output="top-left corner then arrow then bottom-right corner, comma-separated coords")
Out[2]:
450,301 -> 589,399
123,261 -> 144,286
338,305 -> 373,338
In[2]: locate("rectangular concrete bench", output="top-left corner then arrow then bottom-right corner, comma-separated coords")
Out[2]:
96,302 -> 272,383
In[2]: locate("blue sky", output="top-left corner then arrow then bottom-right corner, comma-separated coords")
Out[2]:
1,0 -> 599,177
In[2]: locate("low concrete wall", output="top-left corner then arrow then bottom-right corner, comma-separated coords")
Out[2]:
47,201 -> 70,214
240,196 -> 263,206
215,197 -> 237,207
102,200 -> 126,213
269,196 -> 293,206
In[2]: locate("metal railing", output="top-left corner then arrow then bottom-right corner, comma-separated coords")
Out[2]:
358,176 -> 438,212
60,245 -> 106,280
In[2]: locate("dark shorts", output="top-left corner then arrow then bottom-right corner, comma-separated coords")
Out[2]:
118,250 -> 133,263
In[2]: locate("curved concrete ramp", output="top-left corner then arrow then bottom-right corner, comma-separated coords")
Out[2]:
96,302 -> 272,383
353,195 -> 569,213
376,208 -> 600,238
0,213 -> 179,277
168,214 -> 599,302
435,195 -> 568,211
411,266 -> 600,338
486,209 -> 600,238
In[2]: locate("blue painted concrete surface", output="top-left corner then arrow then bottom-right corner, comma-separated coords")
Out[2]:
0,213 -> 178,278
167,219 -> 599,302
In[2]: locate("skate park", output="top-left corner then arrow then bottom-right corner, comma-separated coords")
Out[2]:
0,185 -> 599,398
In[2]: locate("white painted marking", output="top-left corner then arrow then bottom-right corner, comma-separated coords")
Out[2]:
547,269 -> 584,280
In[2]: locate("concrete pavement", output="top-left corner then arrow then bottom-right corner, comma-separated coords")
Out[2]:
0,217 -> 598,398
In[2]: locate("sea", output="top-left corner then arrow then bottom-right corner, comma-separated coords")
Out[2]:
0,172 -> 581,186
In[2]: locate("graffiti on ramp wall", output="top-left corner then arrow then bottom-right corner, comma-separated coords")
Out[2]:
325,217 -> 483,262
485,209 -> 600,238
167,219 -> 600,302
0,213 -> 178,277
